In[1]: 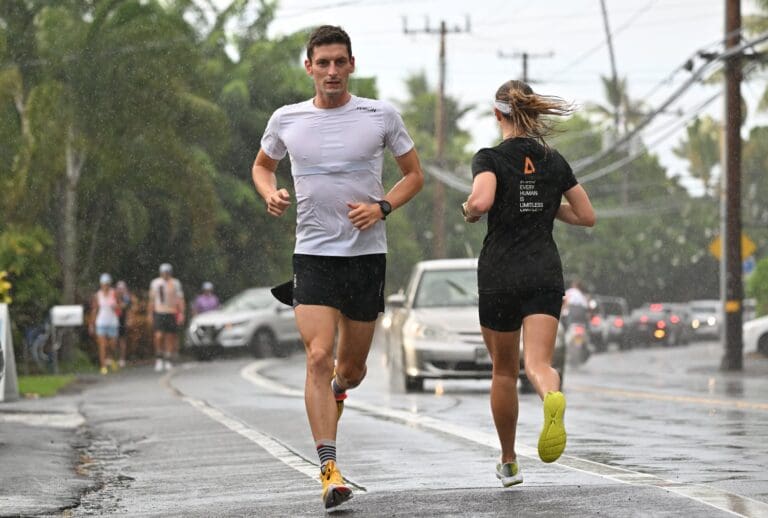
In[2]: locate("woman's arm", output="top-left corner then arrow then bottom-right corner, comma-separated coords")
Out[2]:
463,172 -> 497,222
556,184 -> 596,227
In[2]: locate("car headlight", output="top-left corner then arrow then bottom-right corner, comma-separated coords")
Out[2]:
707,316 -> 717,326
403,320 -> 449,340
692,319 -> 700,329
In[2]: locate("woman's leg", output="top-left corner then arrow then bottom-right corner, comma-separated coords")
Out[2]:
96,334 -> 107,370
481,326 -> 521,463
521,314 -> 560,399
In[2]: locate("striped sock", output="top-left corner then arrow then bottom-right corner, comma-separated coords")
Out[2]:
316,439 -> 336,467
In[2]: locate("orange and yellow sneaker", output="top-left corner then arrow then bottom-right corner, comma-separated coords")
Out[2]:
538,391 -> 567,463
320,460 -> 352,511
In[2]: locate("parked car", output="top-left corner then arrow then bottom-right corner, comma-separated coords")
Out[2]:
380,258 -> 566,393
185,287 -> 300,360
689,299 -> 721,340
588,295 -> 628,352
744,314 -> 768,356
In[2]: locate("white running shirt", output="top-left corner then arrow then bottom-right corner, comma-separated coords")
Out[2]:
149,277 -> 184,314
260,95 -> 415,256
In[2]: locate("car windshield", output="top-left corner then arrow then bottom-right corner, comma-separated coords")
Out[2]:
414,269 -> 478,308
691,305 -> 717,314
221,289 -> 274,312
599,301 -> 625,315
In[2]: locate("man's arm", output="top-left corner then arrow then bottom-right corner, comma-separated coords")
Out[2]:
347,148 -> 425,230
252,149 -> 291,217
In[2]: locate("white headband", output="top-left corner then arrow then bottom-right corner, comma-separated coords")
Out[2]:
493,100 -> 511,114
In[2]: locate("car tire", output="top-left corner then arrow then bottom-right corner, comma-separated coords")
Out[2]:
192,346 -> 217,361
249,328 -> 276,358
758,334 -> 768,356
404,375 -> 424,393
519,375 -> 536,394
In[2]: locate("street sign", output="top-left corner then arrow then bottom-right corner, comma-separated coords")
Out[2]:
708,233 -> 756,261
743,255 -> 756,275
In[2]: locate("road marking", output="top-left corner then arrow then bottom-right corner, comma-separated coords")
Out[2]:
242,361 -> 768,518
0,411 -> 84,429
160,368 -> 365,490
569,384 -> 768,411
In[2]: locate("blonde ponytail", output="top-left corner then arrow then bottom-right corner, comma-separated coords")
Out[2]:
495,80 -> 574,145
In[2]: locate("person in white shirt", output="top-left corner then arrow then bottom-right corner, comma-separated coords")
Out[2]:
147,263 -> 185,371
251,25 -> 423,511
90,273 -> 119,375
563,279 -> 589,325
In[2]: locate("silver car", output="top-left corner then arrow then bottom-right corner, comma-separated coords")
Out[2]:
381,259 -> 566,393
185,287 -> 300,360
689,299 -> 721,340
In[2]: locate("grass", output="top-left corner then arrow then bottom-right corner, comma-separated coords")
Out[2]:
17,374 -> 76,397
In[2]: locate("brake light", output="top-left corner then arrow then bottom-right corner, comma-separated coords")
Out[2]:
640,315 -> 649,323
657,320 -> 666,329
591,315 -> 602,326
614,317 -> 624,328
670,315 -> 680,324
572,324 -> 586,335
650,303 -> 663,312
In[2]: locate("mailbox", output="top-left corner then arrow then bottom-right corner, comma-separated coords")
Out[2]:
50,305 -> 84,327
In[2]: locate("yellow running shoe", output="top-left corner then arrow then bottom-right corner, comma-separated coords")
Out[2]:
538,391 -> 567,463
99,366 -> 108,376
320,460 -> 352,511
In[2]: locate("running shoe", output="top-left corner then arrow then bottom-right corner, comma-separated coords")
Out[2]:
154,358 -> 163,372
163,359 -> 173,371
118,359 -> 126,368
99,366 -> 108,376
495,461 -> 523,487
538,391 -> 567,463
320,460 -> 352,511
110,359 -> 118,371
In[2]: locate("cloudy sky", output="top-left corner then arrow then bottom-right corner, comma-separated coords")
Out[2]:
260,0 -> 766,194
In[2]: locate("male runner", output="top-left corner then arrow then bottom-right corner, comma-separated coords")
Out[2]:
251,25 -> 423,511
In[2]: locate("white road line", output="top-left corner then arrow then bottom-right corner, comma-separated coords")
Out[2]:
241,361 -> 768,518
161,369 -> 365,490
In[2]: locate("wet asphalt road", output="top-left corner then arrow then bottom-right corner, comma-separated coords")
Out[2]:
3,336 -> 768,517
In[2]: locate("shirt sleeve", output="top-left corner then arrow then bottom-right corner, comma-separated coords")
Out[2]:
559,154 -> 578,192
383,103 -> 415,157
260,109 -> 288,160
471,149 -> 496,178
175,280 -> 184,298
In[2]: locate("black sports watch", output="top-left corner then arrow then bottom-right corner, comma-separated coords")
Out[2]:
377,199 -> 392,219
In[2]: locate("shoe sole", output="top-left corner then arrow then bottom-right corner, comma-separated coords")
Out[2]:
324,485 -> 353,511
538,392 -> 567,463
496,473 -> 523,487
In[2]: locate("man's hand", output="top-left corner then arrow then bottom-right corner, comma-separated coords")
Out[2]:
347,202 -> 383,230
266,189 -> 291,217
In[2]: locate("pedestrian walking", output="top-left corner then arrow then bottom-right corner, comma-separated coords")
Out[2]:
563,279 -> 589,326
462,79 -> 595,486
147,263 -> 185,372
90,273 -> 119,375
251,25 -> 423,511
115,280 -> 132,368
192,281 -> 220,316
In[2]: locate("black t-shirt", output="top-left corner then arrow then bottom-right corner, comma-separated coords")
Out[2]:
471,137 -> 578,293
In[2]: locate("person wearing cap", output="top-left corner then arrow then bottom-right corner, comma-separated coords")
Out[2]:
192,282 -> 220,316
115,280 -> 133,368
147,263 -> 185,372
90,273 -> 119,375
462,79 -> 595,486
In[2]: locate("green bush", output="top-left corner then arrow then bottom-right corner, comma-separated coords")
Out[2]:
747,256 -> 768,317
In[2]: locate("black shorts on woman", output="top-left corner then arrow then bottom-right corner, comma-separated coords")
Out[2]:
292,253 -> 386,322
472,137 -> 578,332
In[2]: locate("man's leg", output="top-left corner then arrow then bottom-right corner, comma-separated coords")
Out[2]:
295,305 -> 340,442
334,315 -> 376,393
153,328 -> 165,371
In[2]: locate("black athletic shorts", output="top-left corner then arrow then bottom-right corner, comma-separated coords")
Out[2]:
479,287 -> 563,332
292,253 -> 386,322
153,312 -> 177,333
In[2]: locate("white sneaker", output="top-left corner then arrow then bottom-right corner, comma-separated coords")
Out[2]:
154,358 -> 164,372
118,359 -> 126,368
163,359 -> 173,370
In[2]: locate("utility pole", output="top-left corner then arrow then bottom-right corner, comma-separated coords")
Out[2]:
497,50 -> 553,83
598,0 -> 630,206
721,0 -> 743,371
404,17 -> 470,259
